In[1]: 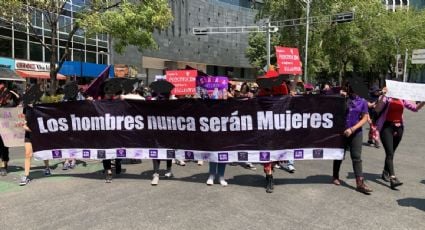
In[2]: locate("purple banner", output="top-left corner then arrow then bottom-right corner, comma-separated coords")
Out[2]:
196,76 -> 228,90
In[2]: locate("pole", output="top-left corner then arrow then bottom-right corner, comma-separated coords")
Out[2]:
80,48 -> 83,78
304,0 -> 310,83
403,48 -> 408,82
266,18 -> 271,71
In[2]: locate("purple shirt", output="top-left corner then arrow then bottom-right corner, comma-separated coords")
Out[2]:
346,96 -> 368,134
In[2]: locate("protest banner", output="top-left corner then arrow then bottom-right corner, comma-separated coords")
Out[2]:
27,96 -> 346,162
385,80 -> 425,102
275,47 -> 303,75
166,70 -> 197,96
0,107 -> 25,147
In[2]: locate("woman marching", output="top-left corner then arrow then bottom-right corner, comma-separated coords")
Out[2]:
332,83 -> 372,194
375,87 -> 425,189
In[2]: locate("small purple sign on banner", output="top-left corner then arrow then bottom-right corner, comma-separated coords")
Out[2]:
116,149 -> 126,158
149,150 -> 158,158
166,150 -> 175,159
259,152 -> 270,161
313,149 -> 324,159
52,150 -> 62,159
82,150 -> 91,158
218,152 -> 228,161
238,152 -> 248,161
185,151 -> 194,160
294,150 -> 304,159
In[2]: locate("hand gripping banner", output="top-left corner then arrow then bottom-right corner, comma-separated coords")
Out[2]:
27,96 -> 346,162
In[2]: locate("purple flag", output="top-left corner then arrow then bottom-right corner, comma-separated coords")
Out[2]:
84,65 -> 110,99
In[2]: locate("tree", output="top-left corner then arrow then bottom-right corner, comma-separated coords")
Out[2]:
0,0 -> 172,93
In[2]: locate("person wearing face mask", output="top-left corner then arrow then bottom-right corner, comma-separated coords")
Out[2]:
332,84 -> 372,194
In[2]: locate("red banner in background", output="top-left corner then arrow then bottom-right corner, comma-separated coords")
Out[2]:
166,70 -> 197,95
275,47 -> 303,75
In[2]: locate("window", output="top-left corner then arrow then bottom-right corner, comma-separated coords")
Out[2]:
86,51 -> 96,63
73,49 -> 84,61
14,40 -> 27,59
98,53 -> 108,64
59,47 -> 70,61
44,47 -> 52,62
0,37 -> 12,57
31,9 -> 43,28
0,27 -> 12,37
29,42 -> 43,61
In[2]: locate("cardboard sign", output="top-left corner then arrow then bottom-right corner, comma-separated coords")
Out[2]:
386,80 -> 425,102
166,70 -> 197,96
0,107 -> 25,147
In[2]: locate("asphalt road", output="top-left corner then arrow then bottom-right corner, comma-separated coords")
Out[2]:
1,112 -> 424,230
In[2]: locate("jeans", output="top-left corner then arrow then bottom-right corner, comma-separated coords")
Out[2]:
209,162 -> 226,177
380,122 -> 404,176
333,132 -> 363,178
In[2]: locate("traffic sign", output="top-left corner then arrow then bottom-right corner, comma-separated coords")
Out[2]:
412,49 -> 425,64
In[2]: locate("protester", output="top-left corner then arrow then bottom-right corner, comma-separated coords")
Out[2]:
20,106 -> 51,186
0,133 -> 8,176
367,86 -> 382,148
257,80 -> 290,193
375,87 -> 425,189
206,162 -> 227,186
332,84 -> 372,194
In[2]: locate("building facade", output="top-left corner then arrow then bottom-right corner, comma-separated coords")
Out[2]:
114,0 -> 262,83
0,0 -> 111,81
383,0 -> 410,11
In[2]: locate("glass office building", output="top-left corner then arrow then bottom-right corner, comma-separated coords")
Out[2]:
0,0 -> 109,73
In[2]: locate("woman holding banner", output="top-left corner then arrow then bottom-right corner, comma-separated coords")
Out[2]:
375,87 -> 425,189
332,84 -> 372,194
19,107 -> 51,186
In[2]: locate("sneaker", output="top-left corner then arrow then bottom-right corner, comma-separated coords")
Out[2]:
105,173 -> 112,183
219,177 -> 228,187
44,168 -> 51,176
367,140 -> 374,146
69,160 -> 76,169
245,163 -> 257,170
62,162 -> 70,170
151,173 -> 159,185
0,168 -> 7,176
374,143 -> 380,149
390,177 -> 403,189
287,164 -> 296,173
177,160 -> 186,166
381,170 -> 390,182
274,162 -> 282,169
164,171 -> 173,178
197,160 -> 203,166
19,176 -> 31,186
206,175 -> 214,185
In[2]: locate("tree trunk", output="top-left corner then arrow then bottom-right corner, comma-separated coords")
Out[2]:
50,21 -> 58,96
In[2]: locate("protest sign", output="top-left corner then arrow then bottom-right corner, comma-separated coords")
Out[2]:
27,96 -> 346,162
275,47 -> 303,75
385,80 -> 425,102
0,107 -> 25,147
166,70 -> 197,96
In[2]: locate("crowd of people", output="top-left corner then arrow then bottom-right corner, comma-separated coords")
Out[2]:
0,77 -> 424,194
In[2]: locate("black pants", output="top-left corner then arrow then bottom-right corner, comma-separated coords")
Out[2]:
103,159 -> 122,174
0,135 -> 9,162
152,160 -> 172,174
333,132 -> 363,178
380,122 -> 404,176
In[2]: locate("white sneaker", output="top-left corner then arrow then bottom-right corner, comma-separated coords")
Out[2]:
245,163 -> 257,170
164,171 -> 173,178
178,160 -> 186,166
197,160 -> 203,166
206,175 -> 214,185
287,164 -> 296,173
219,177 -> 228,187
151,173 -> 159,185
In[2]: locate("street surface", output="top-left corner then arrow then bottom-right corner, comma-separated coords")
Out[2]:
1,112 -> 424,230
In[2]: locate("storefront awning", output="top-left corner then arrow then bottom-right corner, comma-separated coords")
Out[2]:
15,70 -> 67,80
0,67 -> 26,82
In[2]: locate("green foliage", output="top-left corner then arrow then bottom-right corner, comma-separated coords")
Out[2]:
0,0 -> 172,88
248,0 -> 425,82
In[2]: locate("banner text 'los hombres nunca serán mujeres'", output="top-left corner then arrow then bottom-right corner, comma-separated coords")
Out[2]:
27,96 -> 346,162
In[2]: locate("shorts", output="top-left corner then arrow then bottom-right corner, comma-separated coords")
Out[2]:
24,132 -> 31,143
0,135 -> 9,162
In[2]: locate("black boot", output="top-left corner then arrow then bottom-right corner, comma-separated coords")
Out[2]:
266,174 -> 274,193
390,177 -> 403,189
